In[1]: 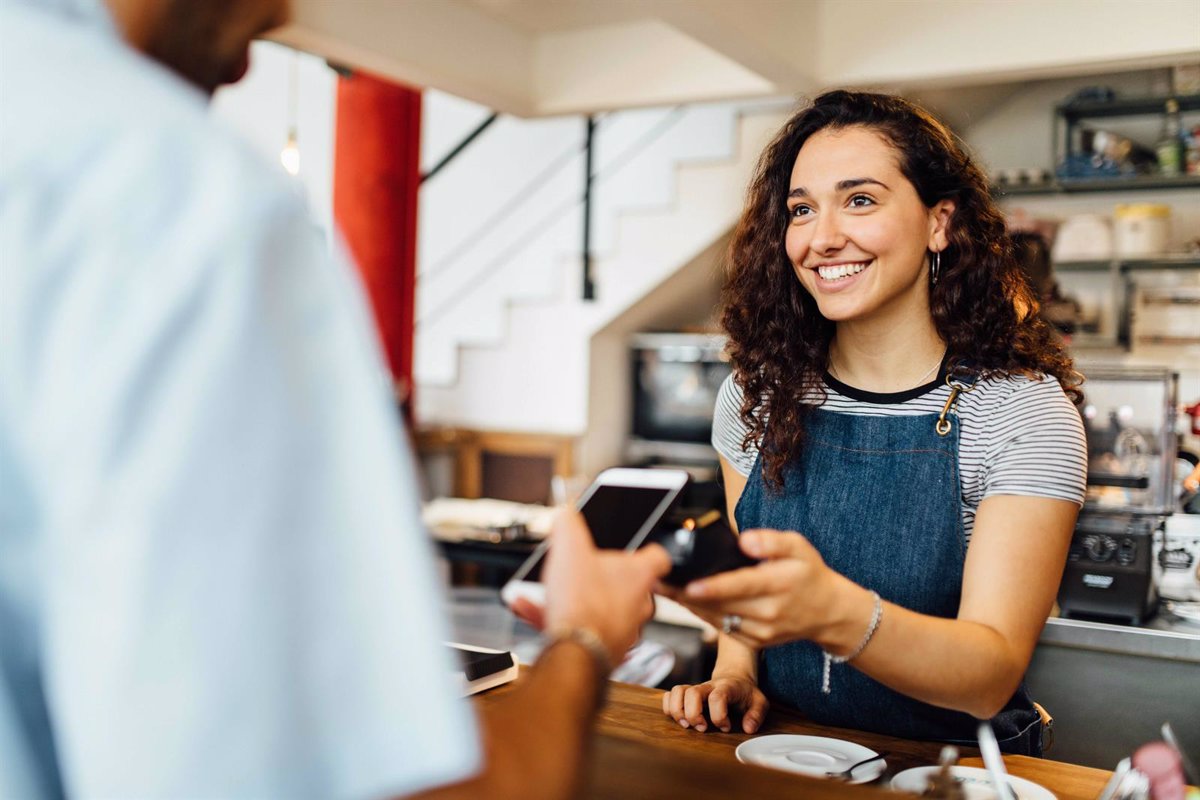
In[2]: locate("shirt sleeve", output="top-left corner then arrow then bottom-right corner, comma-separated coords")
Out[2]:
27,170 -> 480,798
982,375 -> 1088,507
712,373 -> 760,477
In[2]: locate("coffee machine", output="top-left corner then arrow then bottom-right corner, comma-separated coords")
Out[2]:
1058,367 -> 1177,625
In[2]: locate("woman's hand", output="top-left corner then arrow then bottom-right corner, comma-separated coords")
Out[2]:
659,529 -> 870,651
662,674 -> 769,734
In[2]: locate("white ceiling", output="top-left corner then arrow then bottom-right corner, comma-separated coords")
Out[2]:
273,0 -> 1200,117
461,0 -> 650,33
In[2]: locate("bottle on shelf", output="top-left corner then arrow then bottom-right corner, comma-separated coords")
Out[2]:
1186,124 -> 1200,176
1156,99 -> 1184,176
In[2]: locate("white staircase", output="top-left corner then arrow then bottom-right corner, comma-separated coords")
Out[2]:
415,100 -> 789,435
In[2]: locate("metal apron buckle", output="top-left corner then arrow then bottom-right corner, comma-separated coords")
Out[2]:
935,370 -> 978,436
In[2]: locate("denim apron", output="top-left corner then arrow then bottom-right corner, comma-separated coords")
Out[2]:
734,386 -> 1044,756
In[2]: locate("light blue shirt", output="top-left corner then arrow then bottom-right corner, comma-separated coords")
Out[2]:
0,2 -> 480,796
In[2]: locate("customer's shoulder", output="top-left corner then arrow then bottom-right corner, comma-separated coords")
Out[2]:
2,9 -> 293,218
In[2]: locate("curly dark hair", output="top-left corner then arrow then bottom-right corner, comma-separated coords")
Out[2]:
722,90 -> 1082,490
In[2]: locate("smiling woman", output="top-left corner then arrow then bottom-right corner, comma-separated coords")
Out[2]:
661,91 -> 1088,758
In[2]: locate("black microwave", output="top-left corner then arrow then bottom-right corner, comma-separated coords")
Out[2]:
631,333 -> 731,445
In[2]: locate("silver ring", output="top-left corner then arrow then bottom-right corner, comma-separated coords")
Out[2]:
722,614 -> 742,635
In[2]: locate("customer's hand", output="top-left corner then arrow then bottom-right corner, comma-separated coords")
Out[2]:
662,674 -> 769,734
512,509 -> 672,666
658,529 -> 859,649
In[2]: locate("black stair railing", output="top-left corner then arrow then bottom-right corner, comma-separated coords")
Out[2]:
417,106 -> 687,328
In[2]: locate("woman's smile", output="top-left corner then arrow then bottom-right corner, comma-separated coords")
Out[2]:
809,259 -> 874,291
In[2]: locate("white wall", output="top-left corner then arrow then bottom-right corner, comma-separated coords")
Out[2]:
211,41 -> 337,238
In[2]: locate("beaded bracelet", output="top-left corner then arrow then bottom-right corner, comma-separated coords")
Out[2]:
822,590 -> 883,696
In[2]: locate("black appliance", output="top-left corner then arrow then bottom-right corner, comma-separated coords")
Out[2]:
1059,512 -> 1163,625
630,333 -> 730,449
1058,367 -> 1178,625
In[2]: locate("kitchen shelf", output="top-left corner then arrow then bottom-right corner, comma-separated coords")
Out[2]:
1055,93 -> 1200,121
1055,260 -> 1113,272
993,174 -> 1200,197
1121,256 -> 1200,271
1054,257 -> 1200,272
1137,336 -> 1200,345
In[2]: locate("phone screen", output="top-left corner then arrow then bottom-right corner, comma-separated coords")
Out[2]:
519,484 -> 675,581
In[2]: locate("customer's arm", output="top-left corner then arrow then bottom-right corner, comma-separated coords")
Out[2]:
413,511 -> 671,800
414,642 -> 603,800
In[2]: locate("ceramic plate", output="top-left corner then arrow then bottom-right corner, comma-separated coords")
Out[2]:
891,765 -> 1057,800
735,735 -> 886,784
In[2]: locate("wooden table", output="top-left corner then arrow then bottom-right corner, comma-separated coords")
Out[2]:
476,677 -> 1113,799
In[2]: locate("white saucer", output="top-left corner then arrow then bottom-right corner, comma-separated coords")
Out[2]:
735,735 -> 887,783
1165,601 -> 1200,625
891,765 -> 1057,800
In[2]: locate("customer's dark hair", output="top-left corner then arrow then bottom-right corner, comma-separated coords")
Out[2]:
722,90 -> 1082,490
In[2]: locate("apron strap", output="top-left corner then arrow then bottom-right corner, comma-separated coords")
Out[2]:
935,366 -> 979,436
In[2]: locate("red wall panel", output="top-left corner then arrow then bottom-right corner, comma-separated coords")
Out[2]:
333,72 -> 421,398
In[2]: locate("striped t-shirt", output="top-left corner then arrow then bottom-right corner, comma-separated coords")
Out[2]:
712,367 -> 1088,543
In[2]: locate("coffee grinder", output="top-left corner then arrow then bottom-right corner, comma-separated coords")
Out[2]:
1058,367 -> 1178,625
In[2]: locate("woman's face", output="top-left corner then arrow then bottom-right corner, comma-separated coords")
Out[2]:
784,125 -> 952,325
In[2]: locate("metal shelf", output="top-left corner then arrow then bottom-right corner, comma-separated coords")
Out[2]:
1056,93 -> 1200,121
1121,257 -> 1200,271
994,174 -> 1200,197
1054,257 -> 1200,272
1055,260 -> 1113,272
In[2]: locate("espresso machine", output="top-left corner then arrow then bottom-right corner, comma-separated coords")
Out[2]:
1058,367 -> 1178,625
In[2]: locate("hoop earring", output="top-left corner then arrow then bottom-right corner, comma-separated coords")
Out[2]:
930,250 -> 941,286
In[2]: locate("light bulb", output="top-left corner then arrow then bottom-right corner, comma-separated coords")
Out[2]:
280,129 -> 300,176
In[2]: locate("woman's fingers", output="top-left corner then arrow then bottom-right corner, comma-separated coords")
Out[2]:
683,564 -> 768,602
707,685 -> 733,732
683,684 -> 712,731
683,555 -> 800,602
663,681 -> 763,735
671,598 -> 779,646
743,689 -> 770,734
738,529 -> 815,560
666,684 -> 690,726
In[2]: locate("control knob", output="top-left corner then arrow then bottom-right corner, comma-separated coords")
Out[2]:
1082,534 -> 1118,562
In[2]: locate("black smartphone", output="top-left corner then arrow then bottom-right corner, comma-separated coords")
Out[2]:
501,468 -> 689,608
651,510 -> 758,586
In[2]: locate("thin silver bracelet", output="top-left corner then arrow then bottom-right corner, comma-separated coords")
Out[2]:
822,591 -> 883,696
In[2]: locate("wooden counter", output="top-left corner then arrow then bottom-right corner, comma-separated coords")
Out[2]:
475,676 -> 1113,799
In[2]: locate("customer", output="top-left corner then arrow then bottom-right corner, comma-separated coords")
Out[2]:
660,91 -> 1087,755
0,0 -> 668,797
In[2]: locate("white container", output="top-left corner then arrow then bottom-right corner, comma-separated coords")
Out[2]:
1052,214 -> 1113,261
1114,203 -> 1171,258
